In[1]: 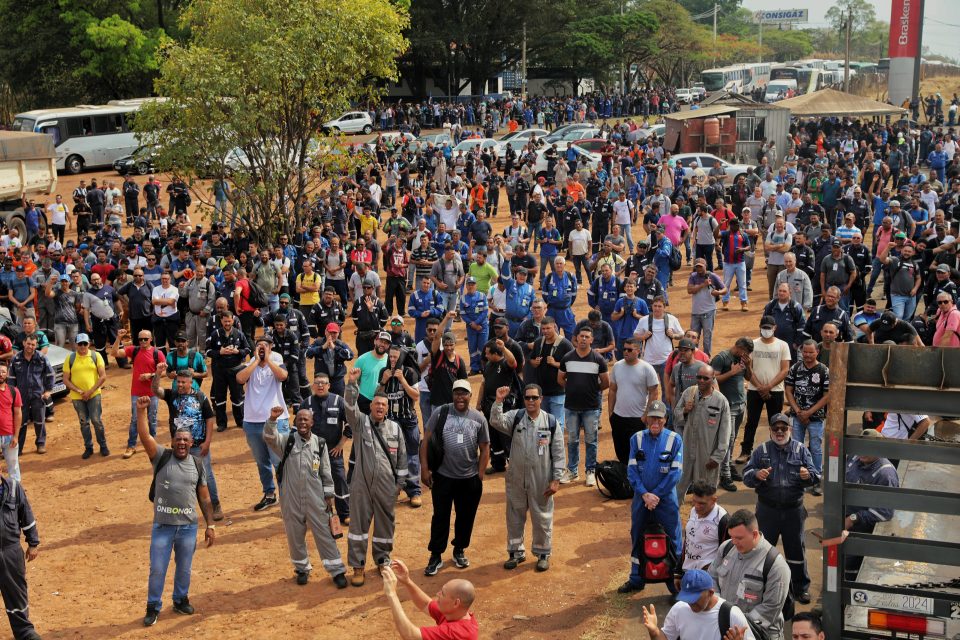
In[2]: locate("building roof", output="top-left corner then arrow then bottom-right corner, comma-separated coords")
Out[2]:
664,105 -> 739,121
700,91 -> 785,109
774,88 -> 906,117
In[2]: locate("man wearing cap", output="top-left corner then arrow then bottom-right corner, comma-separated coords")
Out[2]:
675,366 -> 730,499
865,310 -> 923,346
164,332 -> 207,392
407,277 -> 445,344
502,269 -> 535,338
236,334 -> 290,512
640,568 -> 756,640
879,238 -> 922,320
352,280 -> 389,356
44,272 -> 80,347
687,258 -> 726,356
62,333 -> 108,459
351,329 -> 392,413
924,263 -> 958,316
420,377 -> 489,577
618,399 -> 683,594
459,277 -> 489,375
743,413 -> 818,605
310,287 -> 346,339
383,235 -> 410,317
818,238 -> 858,312
183,264 -> 215,351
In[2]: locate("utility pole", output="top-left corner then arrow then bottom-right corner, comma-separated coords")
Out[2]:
521,22 -> 527,100
620,0 -> 626,93
713,3 -> 718,66
844,6 -> 852,92
758,20 -> 763,64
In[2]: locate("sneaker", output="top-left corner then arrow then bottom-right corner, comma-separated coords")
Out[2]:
296,571 -> 309,585
253,494 -> 277,512
722,300 -> 729,310
100,447 -> 110,457
585,471 -> 596,487
503,552 -> 527,570
333,572 -> 348,589
82,449 -> 94,460
558,469 -> 578,485
795,590 -> 812,605
123,447 -> 136,459
424,554 -> 443,576
143,607 -> 159,626
452,549 -> 470,569
485,466 -> 505,474
719,478 -> 738,492
172,598 -> 194,615
730,470 -> 744,482
36,445 -> 46,455
409,495 -> 422,508
735,453 -> 750,465
351,568 -> 365,587
212,502 -> 224,521
811,485 -> 823,497
536,554 -> 550,572
617,581 -> 644,594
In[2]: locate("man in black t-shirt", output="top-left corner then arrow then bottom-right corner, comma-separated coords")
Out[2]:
428,331 -> 468,414
866,310 -> 923,346
529,316 -> 573,441
379,345 -> 422,506
557,325 -> 609,487
478,342 -> 520,473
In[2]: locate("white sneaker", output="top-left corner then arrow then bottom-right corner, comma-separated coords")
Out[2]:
559,469 -> 578,484
585,471 -> 596,487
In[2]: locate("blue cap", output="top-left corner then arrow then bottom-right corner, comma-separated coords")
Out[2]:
677,569 -> 714,604
59,273 -> 70,281
75,333 -> 90,344
78,243 -> 89,250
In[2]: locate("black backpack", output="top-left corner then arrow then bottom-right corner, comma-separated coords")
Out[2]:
148,449 -> 202,502
426,405 -> 451,472
244,279 -> 269,309
669,246 -> 682,272
595,460 -> 634,500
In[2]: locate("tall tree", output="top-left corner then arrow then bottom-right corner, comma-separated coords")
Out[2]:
135,0 -> 408,242
825,0 -> 877,51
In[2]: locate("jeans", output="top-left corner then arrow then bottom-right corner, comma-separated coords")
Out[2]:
243,419 -> 289,495
0,435 -> 20,481
571,253 -> 590,284
621,221 -> 635,252
695,244 -> 715,271
722,262 -> 748,303
543,394 -> 566,433
264,294 -> 280,314
890,293 -> 917,321
690,310 -> 716,356
190,445 -> 220,504
147,523 -> 198,610
127,395 -> 158,449
866,257 -> 884,294
438,290 -> 459,332
419,390 -> 432,426
565,408 -> 600,474
73,395 -> 107,450
793,418 -> 824,473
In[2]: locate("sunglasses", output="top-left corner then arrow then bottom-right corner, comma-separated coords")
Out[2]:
524,395 -> 541,401
771,426 -> 790,433
696,375 -> 712,381
938,300 -> 952,305
138,337 -> 151,342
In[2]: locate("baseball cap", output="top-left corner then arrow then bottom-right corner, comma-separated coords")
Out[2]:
174,332 -> 188,341
279,293 -> 291,301
465,276 -> 477,285
880,310 -> 897,327
325,322 -> 341,334
832,239 -> 842,247
206,258 -> 218,269
492,317 -> 508,327
452,379 -> 472,394
895,232 -> 907,239
770,413 -> 790,426
14,265 -> 23,272
676,569 -> 714,605
760,315 -> 777,329
937,263 -> 951,273
376,331 -> 392,342
59,273 -> 70,281
75,333 -> 90,344
647,400 -> 668,418
78,243 -> 89,250
678,338 -> 696,350
256,334 -> 274,345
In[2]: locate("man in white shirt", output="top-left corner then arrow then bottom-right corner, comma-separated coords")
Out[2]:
681,482 -> 729,575
151,272 -> 180,350
612,192 -> 636,252
641,569 -> 755,640
879,412 -> 930,441
634,296 -> 683,383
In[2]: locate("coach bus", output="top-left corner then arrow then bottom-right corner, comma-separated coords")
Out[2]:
11,98 -> 164,174
699,63 -> 771,94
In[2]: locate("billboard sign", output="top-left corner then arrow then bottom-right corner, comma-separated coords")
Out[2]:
753,9 -> 809,24
888,0 -> 925,107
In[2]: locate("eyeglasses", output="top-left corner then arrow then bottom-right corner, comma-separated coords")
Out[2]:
622,348 -> 637,353
696,375 -> 712,381
938,300 -> 952,305
524,395 -> 541,401
314,381 -> 329,386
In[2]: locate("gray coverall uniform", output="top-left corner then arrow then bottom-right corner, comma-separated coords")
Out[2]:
344,382 -> 406,568
490,403 -> 564,557
675,386 -> 731,500
263,420 -> 346,579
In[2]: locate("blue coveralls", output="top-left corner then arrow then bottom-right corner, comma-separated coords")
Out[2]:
460,290 -> 489,373
504,279 -> 535,337
542,270 -> 578,340
588,274 -> 622,325
626,428 -> 683,588
743,439 -> 820,595
407,288 -> 445,343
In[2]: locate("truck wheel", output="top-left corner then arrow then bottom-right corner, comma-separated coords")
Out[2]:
65,155 -> 84,175
362,125 -> 372,135
2,213 -> 27,243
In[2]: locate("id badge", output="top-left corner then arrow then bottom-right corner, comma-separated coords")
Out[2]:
312,458 -> 320,473
457,433 -> 464,444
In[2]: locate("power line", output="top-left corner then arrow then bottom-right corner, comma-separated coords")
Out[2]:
924,17 -> 960,29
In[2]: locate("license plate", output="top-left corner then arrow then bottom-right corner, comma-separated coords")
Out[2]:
850,589 -> 934,615
52,383 -> 66,394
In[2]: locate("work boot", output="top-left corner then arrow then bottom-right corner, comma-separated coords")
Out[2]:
719,478 -> 738,492
123,446 -> 137,459
425,553 -> 443,576
536,555 -> 550,572
296,571 -> 309,586
730,469 -> 744,482
351,568 -> 365,587
100,446 -> 110,457
409,495 -> 422,508
333,573 -> 348,589
82,448 -> 93,460
741,301 -> 749,312
503,552 -> 527,570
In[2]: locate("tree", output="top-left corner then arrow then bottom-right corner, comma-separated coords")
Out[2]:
762,29 -> 814,62
825,0 -> 876,51
678,0 -> 742,18
135,0 -> 408,242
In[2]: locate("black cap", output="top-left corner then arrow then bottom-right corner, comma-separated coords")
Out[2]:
760,315 -> 777,329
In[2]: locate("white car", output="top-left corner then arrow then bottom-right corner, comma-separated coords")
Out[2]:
452,138 -> 499,154
691,84 -> 706,100
322,111 -> 373,135
533,144 -> 602,180
626,123 -> 665,143
672,153 -> 752,185
494,128 -> 549,153
675,89 -> 694,104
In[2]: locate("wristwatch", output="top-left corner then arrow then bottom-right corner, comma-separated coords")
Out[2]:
849,513 -> 858,523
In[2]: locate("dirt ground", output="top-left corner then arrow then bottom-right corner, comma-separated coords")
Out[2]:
18,149 -> 825,640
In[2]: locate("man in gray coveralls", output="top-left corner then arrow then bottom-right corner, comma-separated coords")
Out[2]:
263,406 -> 348,589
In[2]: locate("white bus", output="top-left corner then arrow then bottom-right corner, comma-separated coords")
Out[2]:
699,63 -> 771,94
11,99 -> 163,174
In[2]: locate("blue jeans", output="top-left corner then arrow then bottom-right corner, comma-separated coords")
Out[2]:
565,408 -> 600,474
147,523 -> 198,610
438,291 -> 459,332
190,445 -> 220,504
242,419 -> 289,495
74,395 -> 106,450
419,390 -> 432,427
890,294 -> 917,321
722,262 -> 748,303
128,395 -> 158,449
793,418 -> 824,473
543,394 -> 566,434
621,221 -> 635,252
690,310 -> 717,356
0,435 -> 19,481
866,258 -> 884,294
264,294 -> 280,314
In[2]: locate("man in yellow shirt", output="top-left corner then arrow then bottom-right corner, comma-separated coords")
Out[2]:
296,259 -> 323,317
62,333 -> 108,459
358,209 -> 378,239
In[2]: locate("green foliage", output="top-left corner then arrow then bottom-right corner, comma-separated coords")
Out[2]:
135,0 -> 408,241
762,29 -> 814,62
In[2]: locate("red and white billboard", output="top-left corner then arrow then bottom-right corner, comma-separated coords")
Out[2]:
889,0 -> 923,58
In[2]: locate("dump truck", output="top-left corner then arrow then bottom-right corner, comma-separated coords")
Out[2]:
822,343 -> 960,639
0,130 -> 55,238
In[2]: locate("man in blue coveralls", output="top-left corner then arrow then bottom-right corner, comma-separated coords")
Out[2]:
504,269 -> 535,338
618,399 -> 683,594
588,263 -> 622,325
542,256 -> 578,340
407,277 -> 445,344
460,277 -> 489,375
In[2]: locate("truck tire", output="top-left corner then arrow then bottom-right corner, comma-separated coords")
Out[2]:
65,155 -> 84,175
1,211 -> 27,242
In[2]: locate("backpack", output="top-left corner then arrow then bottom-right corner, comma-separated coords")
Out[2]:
168,349 -> 201,373
276,431 -> 326,487
510,409 -> 557,438
718,541 -> 795,638
148,449 -> 202,502
244,279 -> 269,309
426,405 -> 451,472
133,346 -> 163,366
717,601 -> 734,638
595,460 -> 634,500
669,246 -> 682,272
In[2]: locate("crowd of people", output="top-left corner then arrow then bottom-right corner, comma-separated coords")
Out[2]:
0,105 -> 957,639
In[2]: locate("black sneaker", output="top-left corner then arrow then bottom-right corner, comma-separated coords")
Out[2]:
811,485 -> 823,497
82,449 -> 94,460
719,478 -> 738,492
143,607 -> 159,626
424,554 -> 443,576
795,590 -> 812,605
333,572 -> 348,589
172,598 -> 194,615
503,552 -> 526,570
253,494 -> 277,512
452,549 -> 470,569
296,571 -> 309,585
100,447 -> 110,457
617,581 -> 644,594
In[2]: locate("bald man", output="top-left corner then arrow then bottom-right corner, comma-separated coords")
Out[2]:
382,559 -> 479,640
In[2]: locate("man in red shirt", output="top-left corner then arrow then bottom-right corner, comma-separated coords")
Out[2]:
383,235 -> 410,316
0,363 -> 22,481
111,328 -> 162,459
382,559 -> 478,640
232,268 -> 259,344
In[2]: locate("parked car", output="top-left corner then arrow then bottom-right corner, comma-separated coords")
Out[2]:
113,145 -> 157,175
452,138 -> 498,154
417,133 -> 452,146
675,89 -> 694,104
626,123 -> 665,143
672,153 -> 752,185
494,128 -> 549,153
321,111 -> 374,135
691,83 -> 707,100
542,125 -> 599,146
365,131 -> 416,152
568,138 -> 608,153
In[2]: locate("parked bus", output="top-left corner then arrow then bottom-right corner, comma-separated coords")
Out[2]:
699,63 -> 770,94
10,98 -> 163,174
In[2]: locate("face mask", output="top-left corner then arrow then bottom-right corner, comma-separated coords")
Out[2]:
760,328 -> 775,339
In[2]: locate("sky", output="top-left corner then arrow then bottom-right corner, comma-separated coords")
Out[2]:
738,0 -> 957,60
